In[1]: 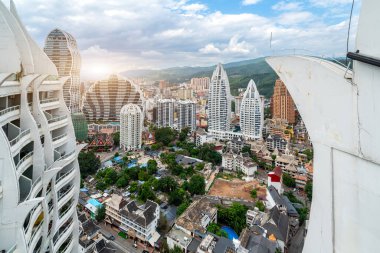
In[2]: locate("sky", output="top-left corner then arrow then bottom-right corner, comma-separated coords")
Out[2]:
10,0 -> 361,80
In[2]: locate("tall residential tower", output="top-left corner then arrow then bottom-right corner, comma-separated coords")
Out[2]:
0,2 -> 81,252
271,79 -> 296,124
44,28 -> 81,113
207,63 -> 231,132
120,104 -> 143,151
240,80 -> 264,139
157,99 -> 175,128
177,100 -> 196,132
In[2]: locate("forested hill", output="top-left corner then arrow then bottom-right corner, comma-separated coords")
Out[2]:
122,57 -> 278,98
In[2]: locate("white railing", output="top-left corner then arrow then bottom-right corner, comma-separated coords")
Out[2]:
16,151 -> 33,171
52,133 -> 67,142
56,150 -> 75,162
56,168 -> 75,184
0,105 -> 20,117
9,129 -> 30,146
53,220 -> 73,244
57,185 -> 74,202
48,115 -> 67,124
40,98 -> 59,104
28,221 -> 43,246
25,176 -> 42,201
59,201 -> 74,219
58,237 -> 73,253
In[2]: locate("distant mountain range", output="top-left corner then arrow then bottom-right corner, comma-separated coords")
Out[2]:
121,57 -> 279,98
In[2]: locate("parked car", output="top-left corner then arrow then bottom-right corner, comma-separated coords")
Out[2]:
101,231 -> 115,240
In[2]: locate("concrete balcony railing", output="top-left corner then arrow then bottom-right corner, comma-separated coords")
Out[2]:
52,133 -> 67,142
48,115 -> 67,124
27,220 -> 43,247
16,151 -> 33,172
40,98 -> 59,104
56,167 -> 75,185
53,220 -> 73,246
0,105 -> 20,116
9,129 -> 30,146
57,184 -> 74,202
58,237 -> 73,253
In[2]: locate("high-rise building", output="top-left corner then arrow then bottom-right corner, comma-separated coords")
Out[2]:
207,63 -> 231,132
71,112 -> 88,142
120,104 -> 143,151
82,75 -> 143,123
0,2 -> 80,251
157,99 -> 175,128
240,80 -> 264,139
191,77 -> 210,91
177,100 -> 196,132
44,28 -> 81,112
234,95 -> 243,116
271,79 -> 296,124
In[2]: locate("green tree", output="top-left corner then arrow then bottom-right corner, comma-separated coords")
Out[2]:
138,183 -> 155,202
112,132 -> 120,147
255,200 -> 265,212
179,127 -> 190,142
176,201 -> 190,216
147,159 -> 158,175
154,127 -> 177,146
250,189 -> 257,199
116,176 -> 129,188
169,188 -> 188,206
305,180 -> 313,201
188,175 -> 206,195
157,213 -> 169,234
297,207 -> 309,225
157,176 -> 178,193
303,149 -> 313,162
138,170 -> 150,181
217,203 -> 248,234
282,173 -> 296,188
96,181 -> 107,191
160,239 -> 170,253
129,181 -> 138,193
169,246 -> 183,253
78,151 -> 101,177
197,144 -> 222,165
95,205 -> 106,221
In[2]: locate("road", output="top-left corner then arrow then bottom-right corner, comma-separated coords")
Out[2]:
99,222 -> 143,253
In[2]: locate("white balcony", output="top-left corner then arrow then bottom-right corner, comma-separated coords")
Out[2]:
26,220 -> 43,249
55,168 -> 75,190
47,115 -> 68,131
57,185 -> 75,209
10,129 -> 32,155
16,151 -> 33,174
0,105 -> 20,125
57,237 -> 74,253
57,201 -> 76,228
52,133 -> 68,148
40,98 -> 60,110
53,222 -> 74,252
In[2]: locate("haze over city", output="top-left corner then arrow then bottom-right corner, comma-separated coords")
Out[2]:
12,0 -> 361,80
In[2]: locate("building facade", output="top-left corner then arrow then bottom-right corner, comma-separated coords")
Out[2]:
240,79 -> 264,139
82,75 -> 143,123
234,95 -> 243,116
190,77 -> 210,91
120,104 -> 143,151
271,79 -> 296,124
157,99 -> 175,128
177,100 -> 196,132
0,2 -> 81,252
207,63 -> 231,132
44,28 -> 81,113
71,112 -> 88,141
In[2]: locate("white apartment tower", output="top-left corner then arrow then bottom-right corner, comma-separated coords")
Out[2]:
157,99 -> 174,128
120,104 -> 143,151
190,77 -> 210,91
0,1 -> 80,252
240,80 -> 264,139
44,29 -> 81,113
207,63 -> 231,132
177,100 -> 196,132
234,95 -> 243,116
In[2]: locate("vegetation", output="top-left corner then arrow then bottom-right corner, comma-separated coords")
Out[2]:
303,149 -> 313,162
95,205 -> 106,222
154,127 -> 177,146
283,191 -> 303,205
282,173 -> 296,188
179,127 -> 190,142
207,222 -> 228,238
197,144 -> 222,165
118,231 -> 127,239
305,180 -> 313,201
176,201 -> 190,216
78,151 -> 101,177
255,200 -> 265,212
297,207 -> 309,225
188,174 -> 206,195
137,182 -> 156,202
112,132 -> 120,147
217,202 -> 248,234
250,189 -> 257,199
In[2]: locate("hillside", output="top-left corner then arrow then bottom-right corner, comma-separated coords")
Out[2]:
122,57 -> 278,98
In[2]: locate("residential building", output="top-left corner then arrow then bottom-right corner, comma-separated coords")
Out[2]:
195,128 -> 214,146
196,233 -> 237,253
268,167 -> 283,194
207,63 -> 231,132
234,95 -> 243,116
105,194 -> 127,228
168,197 -> 217,251
157,99 -> 175,127
238,226 -> 277,253
44,28 -> 81,112
71,112 -> 88,141
266,134 -> 287,152
227,136 -> 248,153
222,153 -> 257,177
191,77 -> 210,91
177,100 -> 196,132
177,87 -> 194,100
0,2 -> 81,251
119,200 -> 160,246
82,75 -> 143,123
271,79 -> 296,124
120,104 -> 143,151
240,80 -> 264,139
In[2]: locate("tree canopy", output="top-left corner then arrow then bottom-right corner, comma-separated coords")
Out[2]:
282,173 -> 296,188
78,151 -> 101,177
154,127 -> 177,146
188,174 -> 206,195
217,202 -> 248,234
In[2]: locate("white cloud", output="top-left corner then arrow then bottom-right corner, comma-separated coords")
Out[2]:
224,36 -> 250,54
181,3 -> 207,12
310,0 -> 354,7
242,0 -> 261,6
199,44 -> 221,54
278,11 -> 314,25
272,1 -> 302,11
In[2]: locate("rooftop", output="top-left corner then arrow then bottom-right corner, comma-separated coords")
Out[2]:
120,199 -> 159,228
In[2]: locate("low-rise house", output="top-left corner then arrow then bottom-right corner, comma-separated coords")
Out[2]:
222,152 -> 257,177
294,175 -> 308,189
196,128 -> 214,146
266,134 -> 287,152
78,213 -> 100,253
196,233 -> 237,253
238,226 -> 277,253
105,194 -> 127,227
227,137 -> 249,153
267,167 -> 283,194
176,154 -> 204,167
167,197 -> 217,251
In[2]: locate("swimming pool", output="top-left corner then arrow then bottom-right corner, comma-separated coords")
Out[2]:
221,226 -> 238,240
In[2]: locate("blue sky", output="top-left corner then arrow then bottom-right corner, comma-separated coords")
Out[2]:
10,0 -> 361,80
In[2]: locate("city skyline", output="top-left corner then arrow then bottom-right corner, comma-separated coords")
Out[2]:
8,0 -> 361,80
